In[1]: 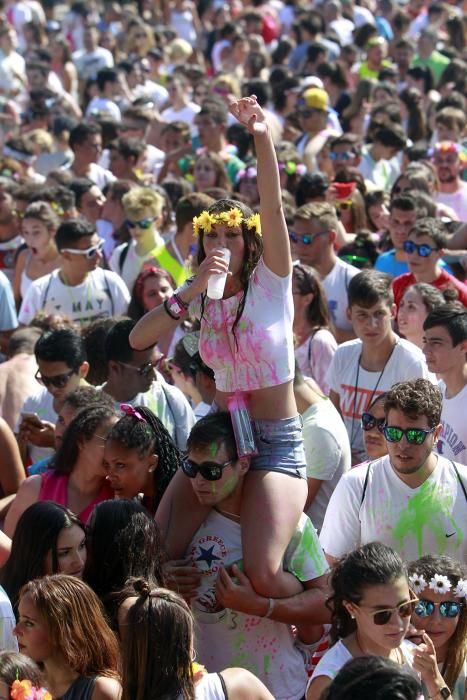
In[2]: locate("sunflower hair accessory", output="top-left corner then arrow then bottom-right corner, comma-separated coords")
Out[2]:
193,207 -> 261,237
409,572 -> 467,598
10,679 -> 52,700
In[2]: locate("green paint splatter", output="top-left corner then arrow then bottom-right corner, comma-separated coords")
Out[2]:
393,480 -> 463,556
288,519 -> 324,581
263,655 -> 271,675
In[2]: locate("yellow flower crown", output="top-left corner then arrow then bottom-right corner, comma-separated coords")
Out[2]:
193,207 -> 261,237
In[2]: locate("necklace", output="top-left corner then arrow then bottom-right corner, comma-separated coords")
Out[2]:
215,507 -> 241,521
349,338 -> 399,449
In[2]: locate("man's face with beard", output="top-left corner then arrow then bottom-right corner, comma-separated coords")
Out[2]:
433,150 -> 459,184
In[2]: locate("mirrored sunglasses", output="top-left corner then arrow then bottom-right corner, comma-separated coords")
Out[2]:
414,599 -> 463,618
383,425 -> 435,445
403,240 -> 437,258
125,217 -> 155,229
361,412 -> 386,432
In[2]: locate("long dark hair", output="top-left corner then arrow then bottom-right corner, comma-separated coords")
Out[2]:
197,198 -> 262,348
83,500 -> 165,626
408,555 -> 467,692
322,656 -> 423,700
327,542 -> 408,642
105,406 -> 182,507
292,263 -> 333,332
121,579 -> 195,700
50,404 -> 118,475
1,501 -> 85,611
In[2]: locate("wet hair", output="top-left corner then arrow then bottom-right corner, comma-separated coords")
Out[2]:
187,412 -> 237,461
347,269 -> 393,309
0,652 -> 42,691
407,555 -> 467,692
83,500 -> 165,627
50,404 -> 118,475
292,264 -> 333,331
121,580 -> 195,700
106,407 -> 182,508
423,304 -> 467,346
322,656 -> 423,700
34,328 -> 86,370
327,542 -> 408,642
0,502 -> 85,611
19,575 -> 120,677
384,379 -> 442,428
197,199 -> 262,348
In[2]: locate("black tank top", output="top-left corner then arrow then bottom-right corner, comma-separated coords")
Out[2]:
58,676 -> 96,700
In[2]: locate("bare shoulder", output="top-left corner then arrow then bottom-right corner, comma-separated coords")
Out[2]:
91,676 -> 122,700
220,668 -> 274,700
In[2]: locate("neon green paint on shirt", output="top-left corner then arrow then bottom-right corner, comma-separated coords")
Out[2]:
263,655 -> 271,675
392,479 -> 463,557
288,519 -> 324,581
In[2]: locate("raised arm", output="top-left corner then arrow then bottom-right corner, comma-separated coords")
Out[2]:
229,96 -> 291,277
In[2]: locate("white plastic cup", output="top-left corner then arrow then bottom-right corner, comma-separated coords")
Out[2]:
207,247 -> 231,299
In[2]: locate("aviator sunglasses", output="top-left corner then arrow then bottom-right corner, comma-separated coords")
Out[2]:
182,458 -> 236,481
414,599 -> 464,618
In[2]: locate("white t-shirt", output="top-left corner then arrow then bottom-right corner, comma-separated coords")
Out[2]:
326,337 -> 432,461
194,673 -> 226,700
309,639 -> 416,686
295,329 -> 337,396
437,381 -> 467,466
189,511 -> 328,700
435,184 -> 467,223
358,147 -> 400,192
72,47 -> 114,81
16,387 -> 56,464
85,96 -> 121,122
19,268 -> 130,327
302,399 -> 351,532
319,454 -> 467,562
0,585 -> 18,652
85,162 -> 115,190
161,102 -> 200,134
321,258 -> 359,333
102,372 -> 195,451
109,238 -> 164,293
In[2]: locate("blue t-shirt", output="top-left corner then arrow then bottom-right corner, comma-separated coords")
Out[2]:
375,249 -> 451,278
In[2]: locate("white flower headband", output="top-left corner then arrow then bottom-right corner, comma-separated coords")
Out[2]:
409,572 -> 467,598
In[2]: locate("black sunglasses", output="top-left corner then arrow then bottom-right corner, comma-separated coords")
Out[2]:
35,368 -> 75,388
182,458 -> 236,481
361,412 -> 386,432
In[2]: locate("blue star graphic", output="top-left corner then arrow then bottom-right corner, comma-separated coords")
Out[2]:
196,544 -> 221,567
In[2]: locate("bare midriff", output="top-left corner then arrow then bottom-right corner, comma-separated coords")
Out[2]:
215,380 -> 297,420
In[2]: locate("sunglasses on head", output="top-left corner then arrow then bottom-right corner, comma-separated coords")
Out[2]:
35,368 -> 75,388
403,240 -> 437,257
357,598 -> 418,626
361,412 -> 385,432
60,239 -> 104,259
182,458 -> 236,481
383,425 -> 435,445
125,217 -> 155,229
289,230 -> 328,245
414,599 -> 463,619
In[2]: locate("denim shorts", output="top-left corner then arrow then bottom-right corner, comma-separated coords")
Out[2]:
250,415 -> 307,479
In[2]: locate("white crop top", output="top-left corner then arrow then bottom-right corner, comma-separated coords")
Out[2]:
177,257 -> 295,393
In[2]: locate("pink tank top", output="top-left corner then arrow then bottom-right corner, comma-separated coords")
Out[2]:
39,472 -> 113,524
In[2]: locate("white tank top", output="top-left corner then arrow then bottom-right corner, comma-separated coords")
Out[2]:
194,673 -> 226,700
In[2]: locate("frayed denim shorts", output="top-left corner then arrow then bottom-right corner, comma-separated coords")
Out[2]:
250,414 -> 306,479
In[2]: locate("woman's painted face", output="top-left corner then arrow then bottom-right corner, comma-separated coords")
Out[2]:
142,275 -> 174,311
363,399 -> 387,460
202,222 -> 245,278
14,594 -> 53,663
194,157 -> 218,191
22,218 -> 53,256
398,288 -> 427,346
411,586 -> 462,654
104,439 -> 156,498
44,524 -> 87,578
346,576 -> 412,652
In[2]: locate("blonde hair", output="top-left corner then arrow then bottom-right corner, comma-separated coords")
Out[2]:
122,187 -> 164,219
27,129 -> 53,154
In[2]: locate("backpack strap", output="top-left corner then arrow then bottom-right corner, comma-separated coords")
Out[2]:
119,242 -> 130,273
451,460 -> 467,502
360,460 -> 373,506
42,273 -> 53,308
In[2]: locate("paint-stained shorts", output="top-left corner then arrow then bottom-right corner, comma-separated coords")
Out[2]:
250,415 -> 307,479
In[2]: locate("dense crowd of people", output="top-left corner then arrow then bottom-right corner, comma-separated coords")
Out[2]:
0,0 -> 465,698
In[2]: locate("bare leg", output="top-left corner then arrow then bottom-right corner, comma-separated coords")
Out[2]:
241,470 -> 307,597
155,470 -> 209,559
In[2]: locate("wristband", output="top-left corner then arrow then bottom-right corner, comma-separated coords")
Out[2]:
263,597 -> 275,618
165,295 -> 187,319
163,299 -> 181,320
173,292 -> 189,311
